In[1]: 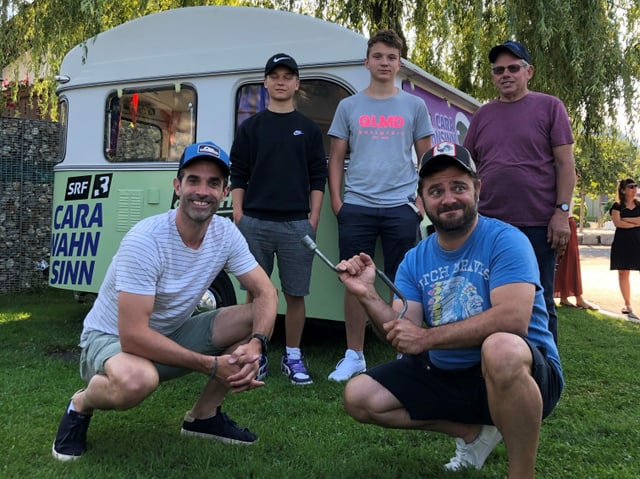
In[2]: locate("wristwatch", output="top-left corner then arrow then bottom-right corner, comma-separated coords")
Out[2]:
556,203 -> 570,212
251,333 -> 268,354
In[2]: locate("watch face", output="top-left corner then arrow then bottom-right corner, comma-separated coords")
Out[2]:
559,203 -> 569,211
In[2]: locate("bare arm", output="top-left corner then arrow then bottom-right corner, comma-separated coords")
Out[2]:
236,265 -> 279,341
385,282 -> 534,355
231,188 -> 245,224
338,254 -> 536,355
414,136 -> 433,163
337,252 -> 424,330
118,292 -> 215,375
413,136 -> 433,216
328,137 -> 348,215
548,143 -> 575,251
612,209 -> 640,228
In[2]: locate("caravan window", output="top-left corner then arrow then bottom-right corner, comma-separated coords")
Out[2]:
235,79 -> 350,154
104,85 -> 196,163
57,97 -> 68,163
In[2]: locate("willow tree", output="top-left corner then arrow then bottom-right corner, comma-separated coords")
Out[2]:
0,0 -> 242,115
3,0 -> 640,146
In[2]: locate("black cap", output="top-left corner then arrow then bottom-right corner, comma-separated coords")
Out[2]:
419,142 -> 477,178
489,41 -> 531,64
264,53 -> 299,76
178,141 -> 230,177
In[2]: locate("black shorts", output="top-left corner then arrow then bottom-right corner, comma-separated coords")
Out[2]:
337,203 -> 420,278
365,337 -> 563,424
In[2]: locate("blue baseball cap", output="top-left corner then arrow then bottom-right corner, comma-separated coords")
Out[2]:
489,41 -> 531,64
178,141 -> 230,177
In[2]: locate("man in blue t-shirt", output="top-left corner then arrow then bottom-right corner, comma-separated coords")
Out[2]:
337,142 -> 563,478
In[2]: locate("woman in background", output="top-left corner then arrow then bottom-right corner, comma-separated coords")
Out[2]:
554,215 -> 598,310
554,170 -> 598,310
610,178 -> 640,315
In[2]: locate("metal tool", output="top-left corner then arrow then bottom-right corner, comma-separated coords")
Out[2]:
301,235 -> 407,319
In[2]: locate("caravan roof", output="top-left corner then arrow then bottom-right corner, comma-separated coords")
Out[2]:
57,6 -> 368,89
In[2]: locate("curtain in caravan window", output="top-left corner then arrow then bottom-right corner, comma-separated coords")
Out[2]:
104,85 -> 196,163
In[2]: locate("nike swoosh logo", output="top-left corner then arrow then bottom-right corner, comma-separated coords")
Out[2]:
293,130 -> 304,136
273,56 -> 289,62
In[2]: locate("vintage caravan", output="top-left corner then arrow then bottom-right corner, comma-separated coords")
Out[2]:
50,6 -> 480,320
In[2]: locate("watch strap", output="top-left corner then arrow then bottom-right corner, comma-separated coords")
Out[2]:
251,333 -> 268,354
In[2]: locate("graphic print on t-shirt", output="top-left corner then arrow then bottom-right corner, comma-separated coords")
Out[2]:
427,276 -> 485,326
357,114 -> 406,140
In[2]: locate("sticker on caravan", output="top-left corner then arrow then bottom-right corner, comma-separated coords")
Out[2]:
92,174 -> 113,199
65,175 -> 92,200
64,174 -> 113,201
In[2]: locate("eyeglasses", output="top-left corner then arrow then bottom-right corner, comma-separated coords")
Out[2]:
626,184 -> 638,189
491,63 -> 528,75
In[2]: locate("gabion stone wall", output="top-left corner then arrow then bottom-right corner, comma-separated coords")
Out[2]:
0,117 -> 58,294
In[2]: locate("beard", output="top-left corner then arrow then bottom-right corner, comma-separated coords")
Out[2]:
426,199 -> 478,236
179,196 -> 219,223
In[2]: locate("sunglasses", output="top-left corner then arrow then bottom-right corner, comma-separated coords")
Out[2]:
626,184 -> 638,189
491,63 -> 528,75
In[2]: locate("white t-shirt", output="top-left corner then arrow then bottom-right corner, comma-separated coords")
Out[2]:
80,209 -> 257,346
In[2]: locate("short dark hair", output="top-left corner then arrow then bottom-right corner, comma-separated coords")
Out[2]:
367,29 -> 403,57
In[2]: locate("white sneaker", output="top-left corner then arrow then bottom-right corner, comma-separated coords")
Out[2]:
443,425 -> 502,471
328,349 -> 366,382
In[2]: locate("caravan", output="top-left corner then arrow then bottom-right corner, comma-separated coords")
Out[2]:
50,6 -> 480,320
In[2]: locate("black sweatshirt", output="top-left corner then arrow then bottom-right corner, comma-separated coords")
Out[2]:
230,109 -> 327,221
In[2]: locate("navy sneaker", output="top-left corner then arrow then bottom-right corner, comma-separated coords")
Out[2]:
52,401 -> 92,461
281,353 -> 313,385
181,407 -> 257,445
256,354 -> 269,381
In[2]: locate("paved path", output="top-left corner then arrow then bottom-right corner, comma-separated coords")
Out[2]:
565,245 -> 640,319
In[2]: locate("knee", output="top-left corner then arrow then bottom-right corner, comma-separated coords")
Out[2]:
343,376 -> 371,423
113,368 -> 159,410
481,333 -> 530,386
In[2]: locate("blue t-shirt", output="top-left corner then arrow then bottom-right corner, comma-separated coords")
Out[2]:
395,216 -> 562,385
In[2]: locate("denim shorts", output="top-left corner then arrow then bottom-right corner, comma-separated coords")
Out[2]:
365,336 -> 563,424
337,203 -> 420,279
237,215 -> 315,296
79,310 -> 224,382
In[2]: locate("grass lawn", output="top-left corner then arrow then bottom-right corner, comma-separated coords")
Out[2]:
1,288 -> 639,478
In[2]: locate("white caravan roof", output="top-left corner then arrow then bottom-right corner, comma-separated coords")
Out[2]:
58,6 -> 367,88
56,6 -> 479,112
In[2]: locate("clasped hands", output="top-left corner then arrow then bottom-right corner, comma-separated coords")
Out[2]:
212,342 -> 263,393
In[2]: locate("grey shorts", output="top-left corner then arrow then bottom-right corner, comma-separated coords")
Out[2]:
237,215 -> 315,296
79,310 -> 224,382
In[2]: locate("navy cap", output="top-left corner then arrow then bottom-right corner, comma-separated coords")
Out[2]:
489,41 -> 531,64
265,53 -> 299,76
178,141 -> 230,177
419,142 -> 477,178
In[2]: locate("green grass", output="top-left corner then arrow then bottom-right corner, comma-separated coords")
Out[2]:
1,289 -> 639,478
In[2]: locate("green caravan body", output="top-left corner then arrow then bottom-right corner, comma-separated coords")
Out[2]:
50,6 -> 481,320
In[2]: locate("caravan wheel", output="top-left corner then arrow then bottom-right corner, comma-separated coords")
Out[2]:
194,271 -> 237,314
